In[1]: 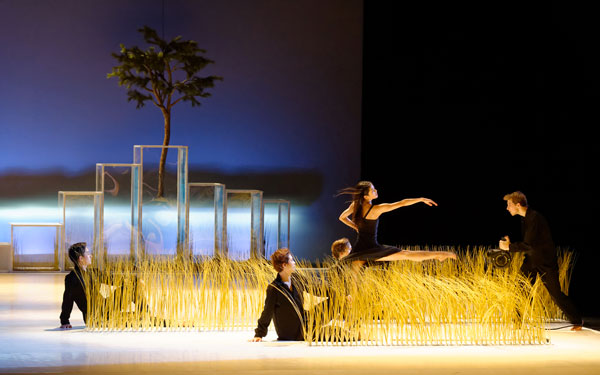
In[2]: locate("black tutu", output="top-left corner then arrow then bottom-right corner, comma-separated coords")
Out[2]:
343,215 -> 403,262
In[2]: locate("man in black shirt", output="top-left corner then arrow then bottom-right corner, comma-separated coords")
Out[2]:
251,248 -> 305,341
499,191 -> 583,330
59,243 -> 158,329
60,242 -> 91,328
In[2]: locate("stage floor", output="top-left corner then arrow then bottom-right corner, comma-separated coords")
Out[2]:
1,273 -> 599,374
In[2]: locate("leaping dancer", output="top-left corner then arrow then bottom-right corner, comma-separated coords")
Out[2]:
337,181 -> 456,272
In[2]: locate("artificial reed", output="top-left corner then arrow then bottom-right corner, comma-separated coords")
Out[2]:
83,246 -> 573,345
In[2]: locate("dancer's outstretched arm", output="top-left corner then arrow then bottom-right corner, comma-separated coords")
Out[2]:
368,198 -> 437,219
339,202 -> 358,232
377,250 -> 456,262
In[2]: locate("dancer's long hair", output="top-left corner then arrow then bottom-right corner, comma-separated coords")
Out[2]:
335,181 -> 373,225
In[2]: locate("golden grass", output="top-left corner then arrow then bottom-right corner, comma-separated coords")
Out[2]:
83,246 -> 574,345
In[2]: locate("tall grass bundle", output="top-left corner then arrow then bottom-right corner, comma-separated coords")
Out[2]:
85,256 -> 274,331
301,248 -> 549,345
83,246 -> 574,345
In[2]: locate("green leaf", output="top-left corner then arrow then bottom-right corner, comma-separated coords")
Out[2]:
108,26 -> 221,112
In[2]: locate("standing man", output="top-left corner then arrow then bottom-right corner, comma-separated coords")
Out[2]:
499,191 -> 583,330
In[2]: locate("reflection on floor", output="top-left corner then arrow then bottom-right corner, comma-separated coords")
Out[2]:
1,273 -> 599,375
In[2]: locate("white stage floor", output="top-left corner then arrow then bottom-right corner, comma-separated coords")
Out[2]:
1,273 -> 599,374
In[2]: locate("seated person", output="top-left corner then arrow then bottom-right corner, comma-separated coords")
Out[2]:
250,248 -> 353,342
331,238 -> 351,260
251,248 -> 305,341
328,237 -> 354,292
328,238 -> 354,312
60,242 -> 92,329
332,237 -> 383,270
59,242 -> 152,329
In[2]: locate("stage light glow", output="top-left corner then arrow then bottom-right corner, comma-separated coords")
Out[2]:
0,199 -> 307,257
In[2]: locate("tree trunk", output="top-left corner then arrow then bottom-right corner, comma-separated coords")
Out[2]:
157,109 -> 171,199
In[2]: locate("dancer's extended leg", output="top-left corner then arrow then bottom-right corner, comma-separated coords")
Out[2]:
377,251 -> 456,262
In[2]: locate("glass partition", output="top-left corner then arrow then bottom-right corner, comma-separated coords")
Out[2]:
133,145 -> 188,257
11,223 -> 61,271
95,163 -> 141,262
58,191 -> 102,270
263,199 -> 290,259
186,183 -> 226,258
225,189 -> 263,260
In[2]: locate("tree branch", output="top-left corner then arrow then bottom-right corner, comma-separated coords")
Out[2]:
165,61 -> 174,108
170,96 -> 185,107
144,66 -> 164,107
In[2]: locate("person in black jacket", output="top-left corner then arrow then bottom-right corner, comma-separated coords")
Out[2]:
60,242 -> 92,329
59,243 -> 157,329
251,248 -> 306,341
499,191 -> 583,330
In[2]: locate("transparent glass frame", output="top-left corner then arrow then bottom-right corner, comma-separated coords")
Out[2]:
225,189 -> 264,260
133,145 -> 188,257
11,223 -> 62,271
58,191 -> 103,270
186,183 -> 227,258
263,199 -> 290,258
95,163 -> 141,262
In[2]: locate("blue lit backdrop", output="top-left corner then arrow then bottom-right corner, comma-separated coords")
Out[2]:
0,0 -> 363,260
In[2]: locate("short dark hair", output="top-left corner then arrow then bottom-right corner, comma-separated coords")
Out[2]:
270,248 -> 291,272
68,242 -> 87,265
503,191 -> 528,207
331,238 -> 351,259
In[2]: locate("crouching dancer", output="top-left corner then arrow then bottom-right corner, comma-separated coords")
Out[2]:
251,248 -> 305,341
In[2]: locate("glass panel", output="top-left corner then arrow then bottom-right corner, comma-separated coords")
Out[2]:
263,200 -> 291,259
263,200 -> 279,258
187,183 -> 226,257
96,163 -> 141,262
11,224 -> 61,270
278,201 -> 290,249
251,193 -> 263,258
133,145 -> 188,257
58,191 -> 102,270
226,190 -> 262,260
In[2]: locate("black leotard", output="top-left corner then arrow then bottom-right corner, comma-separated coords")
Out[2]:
343,205 -> 402,261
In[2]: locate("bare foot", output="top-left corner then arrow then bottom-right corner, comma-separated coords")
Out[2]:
571,322 -> 584,331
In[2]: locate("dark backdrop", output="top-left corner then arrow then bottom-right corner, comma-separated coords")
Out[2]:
360,2 -> 598,316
